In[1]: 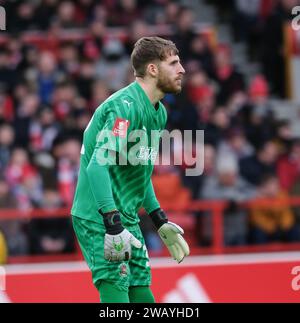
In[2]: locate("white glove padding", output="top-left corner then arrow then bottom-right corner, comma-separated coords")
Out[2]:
158,222 -> 190,263
104,229 -> 142,262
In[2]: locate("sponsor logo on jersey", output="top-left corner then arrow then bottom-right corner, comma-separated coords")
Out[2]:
112,118 -> 130,138
137,146 -> 158,162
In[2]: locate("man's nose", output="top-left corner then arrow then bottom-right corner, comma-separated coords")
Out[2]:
179,64 -> 185,74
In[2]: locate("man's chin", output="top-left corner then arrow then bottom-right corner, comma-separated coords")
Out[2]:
168,85 -> 182,94
159,83 -> 182,94
173,86 -> 182,94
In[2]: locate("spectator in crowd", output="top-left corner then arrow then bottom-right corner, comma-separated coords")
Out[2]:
239,140 -> 279,186
232,0 -> 265,60
0,87 -> 14,123
56,138 -> 81,207
200,155 -> 256,246
161,1 -> 181,25
192,144 -> 216,246
274,119 -> 294,155
250,174 -> 300,243
27,189 -> 75,254
52,82 -> 77,122
90,80 -> 110,112
260,0 -> 297,97
172,6 -> 197,62
277,139 -> 300,192
124,20 -> 151,56
213,44 -> 245,105
0,177 -> 29,256
0,48 -> 17,93
187,70 -> 216,129
10,2 -> 37,33
143,0 -> 176,25
5,147 -> 43,210
75,59 -> 96,101
13,92 -> 40,148
75,0 -> 96,25
35,0 -> 59,31
81,19 -> 105,61
30,106 -> 61,153
235,74 -> 276,149
204,106 -> 231,147
16,44 -> 39,77
36,52 -> 63,106
181,143 -> 216,200
56,1 -> 80,29
106,0 -> 141,27
232,0 -> 261,39
58,42 -> 80,77
186,35 -> 215,78
95,38 -> 130,92
0,123 -> 15,172
217,127 -> 254,164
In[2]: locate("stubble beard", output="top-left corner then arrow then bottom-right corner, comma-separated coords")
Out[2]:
157,71 -> 182,94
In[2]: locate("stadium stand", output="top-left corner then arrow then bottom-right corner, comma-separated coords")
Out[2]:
0,0 -> 300,264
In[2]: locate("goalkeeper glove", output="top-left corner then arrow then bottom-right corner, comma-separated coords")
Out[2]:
101,210 -> 142,262
149,208 -> 190,263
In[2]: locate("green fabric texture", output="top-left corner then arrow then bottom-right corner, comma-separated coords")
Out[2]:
99,281 -> 130,303
129,286 -> 155,303
86,163 -> 116,214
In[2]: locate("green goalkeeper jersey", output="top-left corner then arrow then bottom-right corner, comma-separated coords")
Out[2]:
71,81 -> 167,226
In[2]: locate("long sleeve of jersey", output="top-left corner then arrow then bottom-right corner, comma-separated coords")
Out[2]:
86,151 -> 117,214
143,180 -> 160,214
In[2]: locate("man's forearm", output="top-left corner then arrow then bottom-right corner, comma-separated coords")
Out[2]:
86,154 -> 117,214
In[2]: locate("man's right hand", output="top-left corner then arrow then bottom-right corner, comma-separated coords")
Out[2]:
101,210 -> 142,261
104,229 -> 142,261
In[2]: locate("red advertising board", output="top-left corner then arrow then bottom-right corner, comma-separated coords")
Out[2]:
1,252 -> 300,303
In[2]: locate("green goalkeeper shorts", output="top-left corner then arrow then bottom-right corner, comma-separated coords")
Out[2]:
72,215 -> 151,292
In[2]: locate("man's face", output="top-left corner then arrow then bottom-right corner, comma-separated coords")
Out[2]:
156,54 -> 185,94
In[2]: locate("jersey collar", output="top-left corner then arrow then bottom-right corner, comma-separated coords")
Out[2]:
133,81 -> 161,114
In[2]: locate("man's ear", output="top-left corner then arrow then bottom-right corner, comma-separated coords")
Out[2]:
147,63 -> 159,77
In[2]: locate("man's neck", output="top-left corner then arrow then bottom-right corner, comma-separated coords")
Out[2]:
136,78 -> 164,105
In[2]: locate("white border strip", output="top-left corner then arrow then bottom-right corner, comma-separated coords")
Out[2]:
4,251 -> 300,275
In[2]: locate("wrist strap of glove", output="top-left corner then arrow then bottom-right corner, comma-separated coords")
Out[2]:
99,210 -> 124,235
149,208 -> 168,230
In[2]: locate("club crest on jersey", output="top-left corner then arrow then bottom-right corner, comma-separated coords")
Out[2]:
112,118 -> 130,138
119,263 -> 128,277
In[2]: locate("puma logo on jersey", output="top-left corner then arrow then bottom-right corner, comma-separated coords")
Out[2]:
123,99 -> 133,107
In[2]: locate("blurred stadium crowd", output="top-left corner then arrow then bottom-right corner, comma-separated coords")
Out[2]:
0,0 -> 300,259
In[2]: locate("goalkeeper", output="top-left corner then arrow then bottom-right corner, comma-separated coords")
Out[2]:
71,36 -> 189,303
